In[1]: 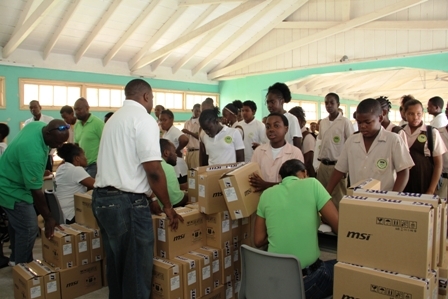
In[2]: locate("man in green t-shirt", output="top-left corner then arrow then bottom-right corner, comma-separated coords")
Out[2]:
74,97 -> 104,178
150,139 -> 188,213
0,120 -> 69,264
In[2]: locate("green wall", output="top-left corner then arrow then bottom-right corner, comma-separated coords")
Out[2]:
219,52 -> 448,119
0,65 -> 218,140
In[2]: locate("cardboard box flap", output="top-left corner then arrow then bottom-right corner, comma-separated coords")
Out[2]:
342,195 -> 434,211
153,257 -> 180,274
355,189 -> 440,201
219,163 -> 256,178
189,251 -> 210,264
16,264 -> 40,279
193,163 -> 244,175
29,260 -> 56,275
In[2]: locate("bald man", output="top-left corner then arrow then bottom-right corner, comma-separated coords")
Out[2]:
74,97 -> 104,178
0,120 -> 69,264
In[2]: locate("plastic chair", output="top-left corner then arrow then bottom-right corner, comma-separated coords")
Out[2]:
239,244 -> 332,299
44,189 -> 65,225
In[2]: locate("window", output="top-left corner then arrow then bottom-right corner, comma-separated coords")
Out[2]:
21,79 -> 82,108
0,77 -> 4,108
320,104 -> 329,120
389,109 -> 401,123
85,85 -> 126,108
349,106 -> 357,119
185,93 -> 219,110
284,100 -> 318,122
424,112 -> 433,124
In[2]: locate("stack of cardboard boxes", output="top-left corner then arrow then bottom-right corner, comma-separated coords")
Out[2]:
13,191 -> 105,299
334,180 -> 447,299
151,162 -> 261,299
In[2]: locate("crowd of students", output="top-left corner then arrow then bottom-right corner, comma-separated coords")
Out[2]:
0,79 -> 447,299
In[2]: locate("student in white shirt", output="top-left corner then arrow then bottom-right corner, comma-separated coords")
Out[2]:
0,123 -> 9,157
24,100 -> 54,126
266,82 -> 303,148
428,96 -> 448,128
222,102 -> 244,138
239,100 -> 266,162
54,143 -> 94,224
182,104 -> 201,169
160,109 -> 189,187
199,107 -> 245,166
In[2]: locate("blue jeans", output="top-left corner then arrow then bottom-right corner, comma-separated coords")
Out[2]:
304,259 -> 337,299
92,188 -> 154,299
3,201 -> 38,263
85,162 -> 97,178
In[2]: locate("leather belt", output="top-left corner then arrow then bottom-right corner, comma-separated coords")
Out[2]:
97,186 -> 145,196
302,259 -> 322,276
318,159 -> 337,166
442,173 -> 448,179
188,148 -> 200,152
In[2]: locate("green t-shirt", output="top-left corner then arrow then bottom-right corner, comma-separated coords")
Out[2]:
257,177 -> 331,267
0,122 -> 49,209
74,115 -> 104,165
158,160 -> 184,207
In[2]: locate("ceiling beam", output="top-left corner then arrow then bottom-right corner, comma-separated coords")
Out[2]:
341,0 -> 351,21
131,0 -> 263,71
172,26 -> 223,74
276,20 -> 448,30
209,0 -> 309,76
208,0 -> 429,79
44,0 -> 81,60
192,0 -> 281,76
150,3 -> 220,71
128,6 -> 189,69
102,0 -> 161,66
2,0 -> 58,58
359,87 -> 448,99
75,0 -> 123,63
178,0 -> 244,5
12,0 -> 36,35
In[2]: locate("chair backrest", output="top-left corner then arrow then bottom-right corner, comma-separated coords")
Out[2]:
44,189 -> 65,225
239,244 -> 306,299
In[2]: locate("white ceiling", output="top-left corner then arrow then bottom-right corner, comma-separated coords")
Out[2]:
0,0 -> 447,101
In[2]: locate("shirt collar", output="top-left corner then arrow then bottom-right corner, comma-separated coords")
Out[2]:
281,176 -> 300,184
123,99 -> 148,112
353,127 -> 387,143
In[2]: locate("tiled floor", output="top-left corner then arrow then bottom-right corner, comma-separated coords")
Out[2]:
0,237 -> 337,298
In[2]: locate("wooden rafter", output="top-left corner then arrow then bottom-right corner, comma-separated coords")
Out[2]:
276,20 -> 448,30
2,0 -> 57,58
12,0 -> 36,35
44,0 -> 81,60
130,0 -> 263,71
208,0 -> 429,80
75,0 -> 123,63
102,0 -> 162,66
178,0 -> 244,5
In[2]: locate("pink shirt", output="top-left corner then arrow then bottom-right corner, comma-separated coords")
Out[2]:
251,142 -> 304,183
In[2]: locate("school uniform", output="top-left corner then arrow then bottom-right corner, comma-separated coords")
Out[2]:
316,112 -> 354,207
437,127 -> 448,198
201,126 -> 245,165
402,123 -> 447,193
301,126 -> 315,155
284,112 -> 303,145
430,113 -> 448,129
162,126 -> 189,181
385,121 -> 408,144
238,118 -> 266,163
183,118 -> 200,169
336,127 -> 414,192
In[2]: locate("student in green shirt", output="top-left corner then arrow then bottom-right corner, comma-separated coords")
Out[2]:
254,159 -> 338,299
0,120 -> 69,264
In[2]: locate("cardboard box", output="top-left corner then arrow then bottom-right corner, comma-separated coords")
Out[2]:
156,208 -> 205,259
346,178 -> 381,195
186,251 -> 214,297
334,262 -> 437,299
58,261 -> 102,299
197,246 -> 222,289
151,257 -> 183,299
354,189 -> 447,268
71,223 -> 103,262
74,191 -> 99,229
219,163 -> 262,220
225,280 -> 234,299
240,217 -> 251,246
152,213 -> 165,257
42,228 -> 76,269
201,285 -> 225,299
174,255 -> 199,299
221,246 -> 234,285
186,202 -> 199,210
27,260 -> 60,299
13,264 -> 44,299
205,211 -> 232,249
189,163 -> 243,214
61,224 -> 91,265
338,195 -> 434,278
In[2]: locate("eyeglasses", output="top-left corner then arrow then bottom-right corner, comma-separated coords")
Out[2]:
49,124 -> 70,132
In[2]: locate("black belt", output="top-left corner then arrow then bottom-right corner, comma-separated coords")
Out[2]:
442,173 -> 448,179
188,148 -> 199,152
318,159 -> 337,166
96,186 -> 145,196
302,259 -> 322,276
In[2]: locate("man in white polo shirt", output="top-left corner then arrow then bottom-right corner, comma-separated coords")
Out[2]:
93,79 -> 183,299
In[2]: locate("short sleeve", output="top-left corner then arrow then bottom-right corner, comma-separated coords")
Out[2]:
232,129 -> 245,150
344,118 -> 355,139
292,147 -> 305,163
312,179 -> 331,210
136,116 -> 162,163
288,115 -> 303,138
334,140 -> 349,173
20,161 -> 45,190
432,128 -> 448,157
302,134 -> 315,154
391,134 -> 415,172
72,166 -> 91,183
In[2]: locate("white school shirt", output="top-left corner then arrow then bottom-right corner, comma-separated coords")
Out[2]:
238,119 -> 266,162
55,162 -> 90,221
430,113 -> 448,129
438,127 -> 448,173
318,113 -> 354,161
94,100 -> 162,193
183,118 -> 200,150
201,126 -> 245,165
162,126 -> 188,177
301,126 -> 315,155
24,114 -> 54,126
284,112 -> 302,145
402,123 -> 447,157
385,122 -> 408,144
0,142 -> 6,157
335,128 -> 415,191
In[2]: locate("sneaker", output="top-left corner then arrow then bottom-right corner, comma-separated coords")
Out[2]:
8,261 -> 15,267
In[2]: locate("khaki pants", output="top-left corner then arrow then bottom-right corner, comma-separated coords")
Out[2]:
316,163 -> 346,210
186,150 -> 199,169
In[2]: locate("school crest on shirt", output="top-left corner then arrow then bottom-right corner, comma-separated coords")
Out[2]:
224,136 -> 233,144
417,134 -> 427,143
376,159 -> 388,170
333,136 -> 341,144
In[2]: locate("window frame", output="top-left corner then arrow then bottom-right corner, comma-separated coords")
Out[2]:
284,100 -> 319,123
